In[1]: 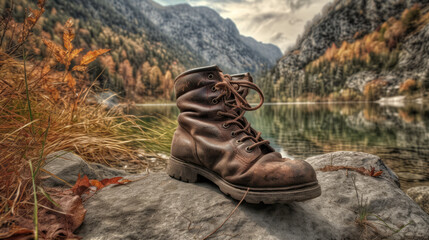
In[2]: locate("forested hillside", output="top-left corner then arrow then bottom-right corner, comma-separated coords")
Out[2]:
260,0 -> 429,102
1,0 -> 203,101
1,0 -> 281,102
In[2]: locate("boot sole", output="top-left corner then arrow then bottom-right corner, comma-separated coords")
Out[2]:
167,156 -> 321,204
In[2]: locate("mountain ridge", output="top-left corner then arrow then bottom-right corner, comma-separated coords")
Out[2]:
2,0 -> 281,101
128,0 -> 282,73
260,0 -> 429,102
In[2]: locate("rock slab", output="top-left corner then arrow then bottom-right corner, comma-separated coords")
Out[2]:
68,151 -> 429,240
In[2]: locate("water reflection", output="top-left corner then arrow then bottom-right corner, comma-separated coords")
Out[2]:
132,102 -> 429,190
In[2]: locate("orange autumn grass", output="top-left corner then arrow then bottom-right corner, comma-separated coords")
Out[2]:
0,3 -> 176,238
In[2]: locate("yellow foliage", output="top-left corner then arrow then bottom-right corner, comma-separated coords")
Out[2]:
43,18 -> 110,95
328,89 -> 361,102
399,79 -> 417,94
16,0 -> 46,45
307,5 -> 421,71
341,89 -> 361,101
363,79 -> 387,101
149,65 -> 162,86
398,109 -> 416,123
63,19 -> 75,51
80,49 -> 110,66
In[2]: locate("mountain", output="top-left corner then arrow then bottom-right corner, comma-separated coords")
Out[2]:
260,0 -> 429,102
126,0 -> 282,73
239,35 -> 282,67
2,0 -> 281,101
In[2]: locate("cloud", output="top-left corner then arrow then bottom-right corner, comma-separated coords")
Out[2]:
286,0 -> 318,11
270,32 -> 288,43
155,0 -> 333,52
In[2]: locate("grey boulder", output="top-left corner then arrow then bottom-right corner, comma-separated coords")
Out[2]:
43,151 -> 126,187
76,151 -> 429,240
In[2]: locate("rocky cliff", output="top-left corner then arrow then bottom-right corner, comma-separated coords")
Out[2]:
261,0 -> 429,102
127,0 -> 282,73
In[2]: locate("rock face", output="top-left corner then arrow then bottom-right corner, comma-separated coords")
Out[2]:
265,0 -> 429,100
407,186 -> 429,215
72,151 -> 429,239
126,0 -> 282,73
278,0 -> 423,71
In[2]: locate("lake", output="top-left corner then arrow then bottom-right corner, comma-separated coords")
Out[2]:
131,102 -> 429,190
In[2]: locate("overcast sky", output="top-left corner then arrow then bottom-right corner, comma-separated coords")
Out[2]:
154,0 -> 333,53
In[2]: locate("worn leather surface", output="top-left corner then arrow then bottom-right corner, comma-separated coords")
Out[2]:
171,66 -> 318,188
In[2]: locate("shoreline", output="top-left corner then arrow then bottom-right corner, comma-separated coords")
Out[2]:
124,96 -> 427,107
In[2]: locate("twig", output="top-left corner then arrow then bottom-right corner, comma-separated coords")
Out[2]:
40,168 -> 73,187
22,201 -> 67,215
319,165 -> 382,177
202,188 -> 249,240
11,180 -> 22,215
182,215 -> 193,230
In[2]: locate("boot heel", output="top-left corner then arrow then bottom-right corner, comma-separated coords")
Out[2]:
167,157 -> 199,183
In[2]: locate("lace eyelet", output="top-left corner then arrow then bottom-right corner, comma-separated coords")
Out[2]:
211,98 -> 219,104
231,131 -> 236,137
236,139 -> 242,144
208,73 -> 214,80
245,146 -> 253,153
211,86 -> 217,92
222,123 -> 230,129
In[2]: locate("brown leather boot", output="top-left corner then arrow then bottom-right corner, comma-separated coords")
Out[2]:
168,65 -> 321,204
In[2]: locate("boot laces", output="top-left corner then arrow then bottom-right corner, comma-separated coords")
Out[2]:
213,74 -> 270,151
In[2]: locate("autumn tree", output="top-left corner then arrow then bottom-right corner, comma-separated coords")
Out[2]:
162,70 -> 174,100
149,65 -> 163,96
119,59 -> 134,97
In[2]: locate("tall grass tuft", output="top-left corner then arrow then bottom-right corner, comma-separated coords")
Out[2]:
0,2 -> 176,237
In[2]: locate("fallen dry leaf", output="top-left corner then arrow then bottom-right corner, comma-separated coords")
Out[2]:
89,179 -> 104,190
1,174 -> 130,239
72,174 -> 131,194
0,226 -> 33,239
100,176 -> 123,186
369,166 -> 383,177
0,189 -> 85,240
71,174 -> 90,195
54,192 -> 86,230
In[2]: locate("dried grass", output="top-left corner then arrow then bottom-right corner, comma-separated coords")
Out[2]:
0,50 -> 176,221
0,2 -> 176,237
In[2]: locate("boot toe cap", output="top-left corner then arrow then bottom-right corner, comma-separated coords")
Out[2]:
250,158 -> 318,188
